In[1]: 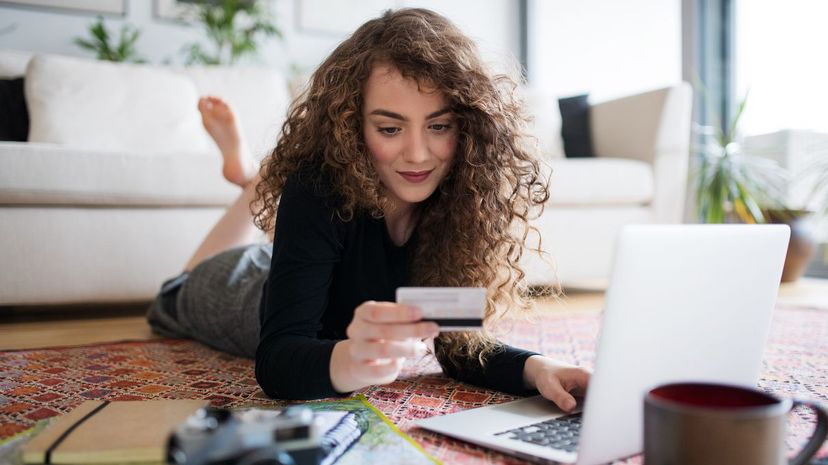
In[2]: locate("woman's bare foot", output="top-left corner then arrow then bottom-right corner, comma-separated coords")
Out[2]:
198,96 -> 257,187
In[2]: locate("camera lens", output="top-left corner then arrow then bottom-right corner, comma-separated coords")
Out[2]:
202,407 -> 232,424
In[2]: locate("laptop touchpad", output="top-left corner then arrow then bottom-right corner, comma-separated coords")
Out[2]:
490,396 -> 568,418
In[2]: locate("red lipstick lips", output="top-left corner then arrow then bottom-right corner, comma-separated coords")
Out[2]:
398,170 -> 433,183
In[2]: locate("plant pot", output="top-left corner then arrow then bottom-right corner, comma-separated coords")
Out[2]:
765,209 -> 817,283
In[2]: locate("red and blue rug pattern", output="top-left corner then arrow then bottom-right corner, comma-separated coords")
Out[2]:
1,304 -> 827,464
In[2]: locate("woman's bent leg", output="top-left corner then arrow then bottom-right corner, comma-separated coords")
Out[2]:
148,97 -> 271,357
184,96 -> 266,272
184,177 -> 263,272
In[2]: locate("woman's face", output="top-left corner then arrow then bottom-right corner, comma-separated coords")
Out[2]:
362,64 -> 457,210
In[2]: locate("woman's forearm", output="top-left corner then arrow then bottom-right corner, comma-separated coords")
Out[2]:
433,337 -> 540,395
255,335 -> 339,400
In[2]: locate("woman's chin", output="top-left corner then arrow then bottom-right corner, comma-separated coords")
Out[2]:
390,184 -> 440,205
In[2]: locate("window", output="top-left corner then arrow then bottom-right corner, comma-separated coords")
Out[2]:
736,0 -> 828,218
735,0 -> 828,136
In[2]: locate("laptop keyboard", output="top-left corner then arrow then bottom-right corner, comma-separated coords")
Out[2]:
493,413 -> 582,453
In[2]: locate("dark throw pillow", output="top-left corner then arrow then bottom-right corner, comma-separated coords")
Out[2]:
0,78 -> 29,142
558,94 -> 595,158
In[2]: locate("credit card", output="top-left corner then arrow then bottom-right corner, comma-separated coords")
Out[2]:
396,287 -> 486,331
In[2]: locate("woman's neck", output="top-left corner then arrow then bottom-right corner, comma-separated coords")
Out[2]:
383,202 -> 418,247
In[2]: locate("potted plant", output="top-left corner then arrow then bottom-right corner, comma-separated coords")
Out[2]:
694,96 -> 788,224
764,156 -> 828,281
73,16 -> 145,63
693,96 -> 826,282
182,0 -> 282,65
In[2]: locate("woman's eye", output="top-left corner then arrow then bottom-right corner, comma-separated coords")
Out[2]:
431,124 -> 451,132
378,127 -> 401,135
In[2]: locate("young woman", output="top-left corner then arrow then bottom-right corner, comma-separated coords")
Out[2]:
148,8 -> 590,412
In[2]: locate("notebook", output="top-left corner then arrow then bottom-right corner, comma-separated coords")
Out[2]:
21,399 -> 207,464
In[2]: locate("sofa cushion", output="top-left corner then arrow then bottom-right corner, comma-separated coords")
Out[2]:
174,66 -> 290,160
0,142 -> 238,206
545,158 -> 654,206
0,78 -> 28,141
559,94 -> 595,158
25,54 -> 212,154
521,86 -> 565,159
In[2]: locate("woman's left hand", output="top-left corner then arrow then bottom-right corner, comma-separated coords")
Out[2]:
523,355 -> 591,412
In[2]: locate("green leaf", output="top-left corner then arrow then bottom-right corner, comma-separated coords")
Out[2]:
72,38 -> 97,52
726,89 -> 750,143
91,19 -> 108,43
742,191 -> 765,223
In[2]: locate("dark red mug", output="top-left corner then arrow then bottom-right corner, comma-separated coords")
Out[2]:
644,382 -> 828,465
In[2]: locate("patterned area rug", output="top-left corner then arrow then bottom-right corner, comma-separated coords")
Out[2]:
2,305 -> 827,464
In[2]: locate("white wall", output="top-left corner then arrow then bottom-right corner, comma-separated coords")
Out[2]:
0,0 -> 519,76
0,2 -> 208,65
528,0 -> 682,101
1,0 -> 682,98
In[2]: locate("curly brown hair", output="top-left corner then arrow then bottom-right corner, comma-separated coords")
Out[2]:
254,8 -> 550,372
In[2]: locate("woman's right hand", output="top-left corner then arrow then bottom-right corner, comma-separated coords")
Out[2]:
330,301 -> 440,393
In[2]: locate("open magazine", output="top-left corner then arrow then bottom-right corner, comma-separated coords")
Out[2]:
298,395 -> 439,465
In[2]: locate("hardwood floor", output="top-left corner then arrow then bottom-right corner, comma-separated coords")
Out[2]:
1,279 -> 826,351
0,303 -> 157,351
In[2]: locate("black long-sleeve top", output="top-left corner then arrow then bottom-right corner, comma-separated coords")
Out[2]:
255,171 -> 539,400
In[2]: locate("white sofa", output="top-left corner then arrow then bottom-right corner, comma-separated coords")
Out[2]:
521,83 -> 692,288
0,50 -> 691,305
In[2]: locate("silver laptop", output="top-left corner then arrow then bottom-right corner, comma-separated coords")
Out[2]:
416,224 -> 790,465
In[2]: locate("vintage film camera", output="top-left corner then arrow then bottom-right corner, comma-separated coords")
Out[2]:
166,405 -> 357,465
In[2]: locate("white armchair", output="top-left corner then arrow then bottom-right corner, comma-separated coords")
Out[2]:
521,83 -> 693,288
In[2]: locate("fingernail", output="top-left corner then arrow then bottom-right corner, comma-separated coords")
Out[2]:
409,306 -> 422,319
565,399 -> 576,411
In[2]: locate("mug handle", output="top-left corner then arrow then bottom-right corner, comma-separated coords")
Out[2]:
789,400 -> 828,465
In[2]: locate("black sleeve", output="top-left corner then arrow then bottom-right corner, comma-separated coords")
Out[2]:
255,176 -> 345,400
435,338 -> 540,396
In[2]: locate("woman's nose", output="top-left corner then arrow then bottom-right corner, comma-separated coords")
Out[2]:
403,130 -> 430,163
